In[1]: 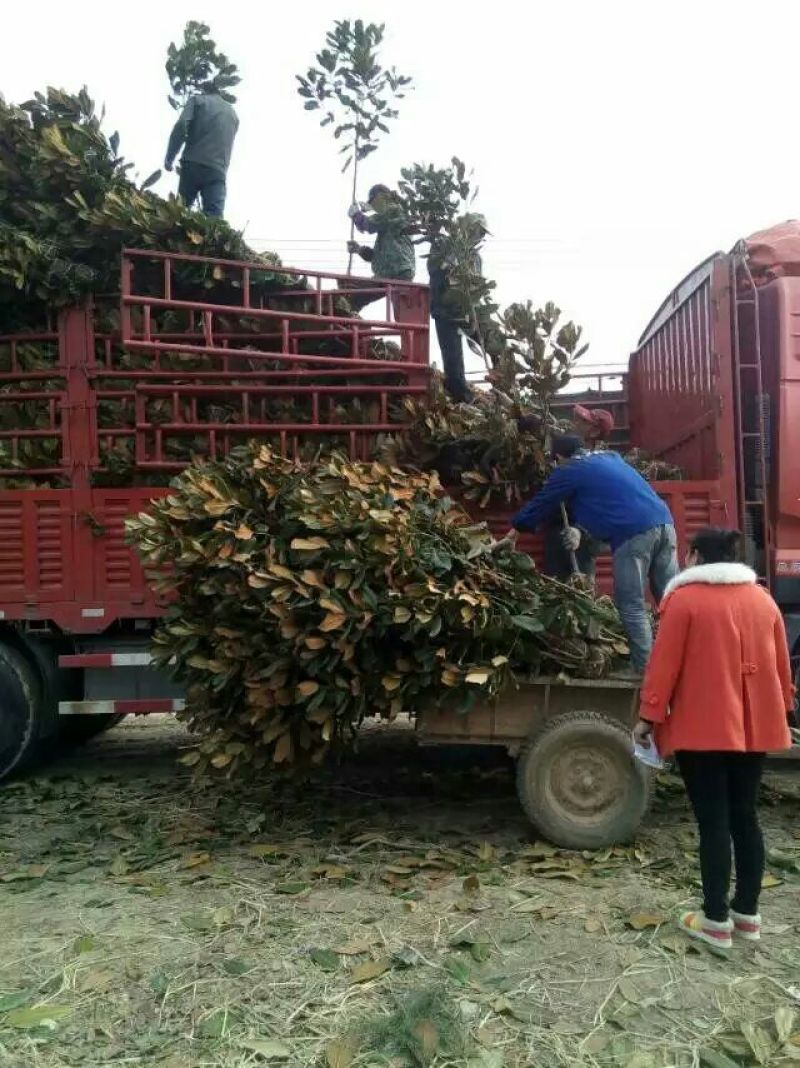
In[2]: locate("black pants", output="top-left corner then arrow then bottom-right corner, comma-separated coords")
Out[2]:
433,316 -> 469,402
676,751 -> 766,921
178,161 -> 227,217
543,524 -> 597,583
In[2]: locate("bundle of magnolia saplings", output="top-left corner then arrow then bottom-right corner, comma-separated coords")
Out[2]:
126,445 -> 627,774
380,377 -> 683,507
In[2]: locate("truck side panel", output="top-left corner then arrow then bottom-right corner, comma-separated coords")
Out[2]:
628,255 -> 738,529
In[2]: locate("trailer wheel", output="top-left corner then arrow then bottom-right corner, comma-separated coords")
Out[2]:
516,710 -> 653,849
59,713 -> 127,745
0,643 -> 44,782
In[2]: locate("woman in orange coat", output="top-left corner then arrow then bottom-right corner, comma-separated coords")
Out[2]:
633,527 -> 794,950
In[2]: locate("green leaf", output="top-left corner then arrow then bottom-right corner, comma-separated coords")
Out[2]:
443,955 -> 471,986
310,948 -> 340,971
241,1039 -> 291,1059
510,615 -> 545,634
274,881 -> 308,895
4,1004 -> 72,1029
0,990 -> 34,1013
222,958 -> 252,976
199,1008 -> 231,1039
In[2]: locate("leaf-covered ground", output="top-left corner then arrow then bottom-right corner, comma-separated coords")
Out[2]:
1,718 -> 799,1068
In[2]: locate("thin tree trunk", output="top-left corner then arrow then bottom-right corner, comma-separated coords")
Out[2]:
346,136 -> 360,275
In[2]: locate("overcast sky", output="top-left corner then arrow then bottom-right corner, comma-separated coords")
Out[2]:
4,0 -> 799,379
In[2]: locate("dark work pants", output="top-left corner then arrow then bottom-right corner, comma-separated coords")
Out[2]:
433,316 -> 470,402
543,524 -> 597,583
676,751 -> 766,921
178,161 -> 227,218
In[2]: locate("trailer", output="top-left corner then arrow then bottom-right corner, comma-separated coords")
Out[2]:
418,676 -> 650,850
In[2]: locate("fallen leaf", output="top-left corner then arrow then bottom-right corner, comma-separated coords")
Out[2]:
463,874 -> 480,894
326,1036 -> 359,1068
412,1019 -> 440,1058
77,968 -> 115,993
179,851 -> 211,870
212,906 -> 234,927
223,958 -> 252,976
4,1004 -> 71,1029
740,1021 -> 775,1065
776,1006 -> 797,1044
443,955 -> 471,985
247,844 -> 281,858
109,825 -> 135,841
312,865 -> 349,880
584,917 -> 602,933
310,948 -> 339,971
181,911 -> 212,933
332,937 -> 377,955
109,856 -> 129,877
761,873 -> 783,889
290,537 -> 329,550
73,934 -> 95,954
200,1010 -> 231,1039
0,990 -> 33,1013
699,1050 -> 740,1068
350,957 -> 390,984
273,881 -> 308,895
626,912 -> 667,930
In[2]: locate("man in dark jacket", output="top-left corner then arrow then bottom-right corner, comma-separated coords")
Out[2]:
165,87 -> 239,218
427,212 -> 489,403
507,435 -> 679,671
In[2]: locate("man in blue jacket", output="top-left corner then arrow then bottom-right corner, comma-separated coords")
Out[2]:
507,435 -> 678,672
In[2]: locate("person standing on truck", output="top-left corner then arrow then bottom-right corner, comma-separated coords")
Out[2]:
505,434 -> 679,671
164,85 -> 239,218
633,527 -> 793,949
427,213 -> 490,404
347,184 -> 416,311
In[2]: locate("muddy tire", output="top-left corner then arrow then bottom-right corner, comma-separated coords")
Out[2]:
59,713 -> 127,745
516,710 -> 653,849
0,643 -> 44,782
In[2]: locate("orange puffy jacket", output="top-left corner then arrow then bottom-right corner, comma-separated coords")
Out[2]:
639,563 -> 794,757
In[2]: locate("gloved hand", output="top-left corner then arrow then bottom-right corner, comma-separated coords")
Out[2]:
347,240 -> 362,255
561,526 -> 581,551
347,202 -> 363,219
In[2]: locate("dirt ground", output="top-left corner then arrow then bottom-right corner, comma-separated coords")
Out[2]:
1,718 -> 799,1068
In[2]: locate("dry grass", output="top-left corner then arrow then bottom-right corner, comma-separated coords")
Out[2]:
1,718 -> 799,1067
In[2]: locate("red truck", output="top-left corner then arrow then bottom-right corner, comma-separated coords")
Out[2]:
1,231 -> 796,845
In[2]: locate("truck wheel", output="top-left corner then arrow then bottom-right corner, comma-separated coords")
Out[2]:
0,643 -> 44,782
516,710 -> 653,849
59,714 -> 127,745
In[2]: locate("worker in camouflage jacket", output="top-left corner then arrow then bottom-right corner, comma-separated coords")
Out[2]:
348,184 -> 416,284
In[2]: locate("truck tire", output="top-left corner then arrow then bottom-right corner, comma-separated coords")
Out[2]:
515,710 -> 653,849
59,713 -> 127,745
0,643 -> 44,781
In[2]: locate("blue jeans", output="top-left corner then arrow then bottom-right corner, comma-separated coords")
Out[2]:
178,161 -> 226,218
613,524 -> 679,671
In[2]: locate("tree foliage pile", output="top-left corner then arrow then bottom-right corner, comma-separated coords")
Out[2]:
127,445 -> 627,774
0,87 -> 294,331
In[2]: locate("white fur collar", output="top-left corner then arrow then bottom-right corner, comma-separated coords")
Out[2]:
664,562 -> 757,597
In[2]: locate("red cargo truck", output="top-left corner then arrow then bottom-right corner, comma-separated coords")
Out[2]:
1,233 -> 796,792
0,250 -> 430,779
